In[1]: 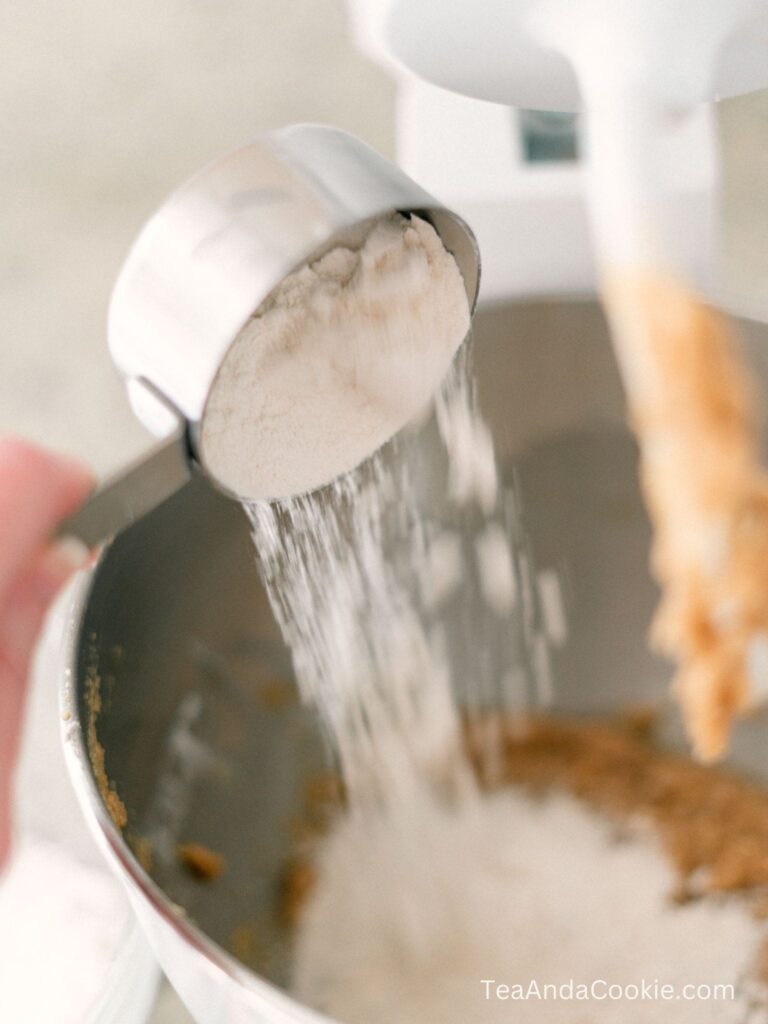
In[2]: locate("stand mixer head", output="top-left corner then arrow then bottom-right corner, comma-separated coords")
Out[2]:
383,0 -> 768,277
384,0 -> 768,112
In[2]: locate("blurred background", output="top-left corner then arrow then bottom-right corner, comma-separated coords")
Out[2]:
2,3 -> 768,1021
3,1 -> 768,477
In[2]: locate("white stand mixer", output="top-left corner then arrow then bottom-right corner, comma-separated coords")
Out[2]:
351,0 -> 768,301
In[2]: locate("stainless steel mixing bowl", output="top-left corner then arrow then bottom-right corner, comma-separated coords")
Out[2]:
60,298 -> 768,1023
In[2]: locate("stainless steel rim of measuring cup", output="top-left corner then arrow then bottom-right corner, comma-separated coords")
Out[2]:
60,124 -> 480,547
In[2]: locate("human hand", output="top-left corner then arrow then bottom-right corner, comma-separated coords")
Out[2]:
0,437 -> 93,869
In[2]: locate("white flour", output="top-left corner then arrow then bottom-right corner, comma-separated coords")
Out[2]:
242,222 -> 762,1024
292,790 -> 764,1024
202,213 -> 470,501
248,454 -> 469,803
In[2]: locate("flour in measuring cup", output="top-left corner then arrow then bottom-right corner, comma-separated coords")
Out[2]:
201,213 -> 471,501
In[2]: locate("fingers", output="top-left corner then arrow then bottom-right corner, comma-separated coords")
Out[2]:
0,546 -> 70,871
0,436 -> 93,602
0,539 -> 91,872
0,541 -> 88,683
0,437 -> 93,871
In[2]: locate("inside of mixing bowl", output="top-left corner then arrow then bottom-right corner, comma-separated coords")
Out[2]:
74,297 -> 768,991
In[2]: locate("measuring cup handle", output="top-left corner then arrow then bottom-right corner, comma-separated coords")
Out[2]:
57,428 -> 195,548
